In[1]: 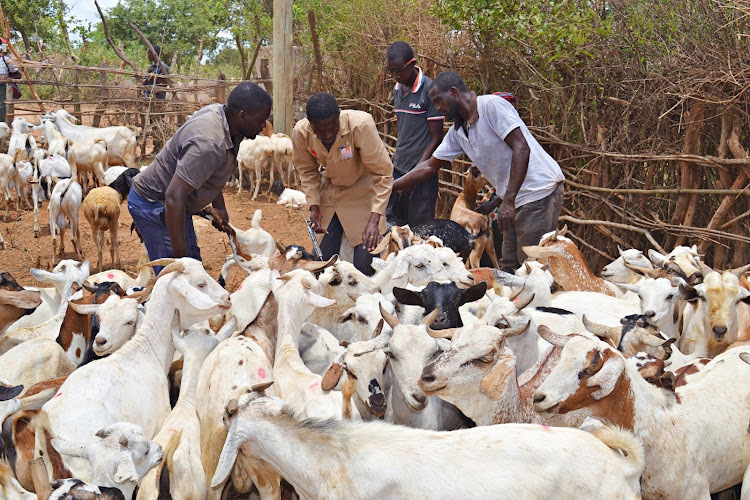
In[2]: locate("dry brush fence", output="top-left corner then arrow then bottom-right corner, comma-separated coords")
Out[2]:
4,59 -> 271,156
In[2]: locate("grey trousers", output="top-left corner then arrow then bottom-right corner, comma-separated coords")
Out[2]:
500,182 -> 564,272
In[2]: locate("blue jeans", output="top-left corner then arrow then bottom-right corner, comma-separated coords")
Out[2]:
501,181 -> 565,272
127,187 -> 201,274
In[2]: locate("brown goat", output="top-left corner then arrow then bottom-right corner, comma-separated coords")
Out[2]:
450,167 -> 499,269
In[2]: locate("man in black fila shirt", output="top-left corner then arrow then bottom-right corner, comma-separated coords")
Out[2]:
385,41 -> 444,225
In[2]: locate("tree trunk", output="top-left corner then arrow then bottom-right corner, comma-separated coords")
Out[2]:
669,100 -> 704,249
308,10 -> 323,92
234,34 -> 246,80
195,37 -> 204,75
245,39 -> 262,81
260,58 -> 272,95
18,29 -> 31,55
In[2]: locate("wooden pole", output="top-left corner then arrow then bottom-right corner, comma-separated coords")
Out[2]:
273,0 -> 293,134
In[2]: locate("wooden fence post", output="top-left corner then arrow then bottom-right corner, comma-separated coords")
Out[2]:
273,0 -> 293,134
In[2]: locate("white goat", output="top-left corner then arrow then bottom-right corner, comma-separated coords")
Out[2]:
49,178 -> 83,262
44,109 -> 137,167
68,138 -> 108,194
136,321 -> 235,500
35,118 -> 69,157
601,247 -> 654,285
237,135 -> 272,199
52,422 -> 164,499
40,258 -> 230,481
270,268 -> 360,421
270,133 -> 294,187
212,394 -> 644,499
69,293 -> 145,356
7,117 -> 37,163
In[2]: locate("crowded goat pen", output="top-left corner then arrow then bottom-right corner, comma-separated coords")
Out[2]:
2,61 -> 750,499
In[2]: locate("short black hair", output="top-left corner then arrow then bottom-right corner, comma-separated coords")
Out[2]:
150,44 -> 162,57
227,82 -> 272,116
306,93 -> 340,121
386,41 -> 414,64
431,71 -> 468,93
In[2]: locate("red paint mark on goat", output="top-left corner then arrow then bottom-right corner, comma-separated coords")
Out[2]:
540,425 -> 551,432
54,392 -> 62,398
257,368 -> 266,379
238,285 -> 242,291
107,273 -> 114,279
309,382 -> 319,391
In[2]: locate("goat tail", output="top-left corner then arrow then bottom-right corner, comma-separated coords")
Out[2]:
11,149 -> 22,165
157,429 -> 182,498
251,208 -> 262,229
590,425 -> 645,482
93,138 -> 108,151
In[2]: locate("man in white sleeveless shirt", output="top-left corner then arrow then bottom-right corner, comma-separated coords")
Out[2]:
392,71 -> 564,271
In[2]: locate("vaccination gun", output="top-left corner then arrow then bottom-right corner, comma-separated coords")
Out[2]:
299,205 -> 324,260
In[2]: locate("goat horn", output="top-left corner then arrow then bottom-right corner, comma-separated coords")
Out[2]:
514,293 -> 535,311
251,381 -> 274,393
740,352 -> 750,366
379,303 -> 400,329
154,261 -> 186,279
276,274 -> 293,282
147,258 -> 175,268
82,283 -> 99,293
275,240 -> 286,253
524,262 -> 532,274
537,325 -> 571,347
638,330 -> 669,347
300,255 -> 338,273
426,326 -> 458,339
582,315 -> 620,343
371,319 -> 383,340
730,263 -> 750,278
501,320 -> 531,338
624,262 -> 663,279
421,307 -> 442,327
508,284 -> 526,302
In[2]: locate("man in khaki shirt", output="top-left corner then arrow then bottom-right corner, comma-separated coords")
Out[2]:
293,93 -> 393,275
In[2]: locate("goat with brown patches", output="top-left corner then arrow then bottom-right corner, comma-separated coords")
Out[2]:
81,186 -> 123,272
534,327 -> 750,499
450,166 -> 499,269
523,226 -> 621,296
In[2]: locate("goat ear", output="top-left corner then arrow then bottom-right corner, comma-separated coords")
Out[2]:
391,258 -> 410,280
308,291 -> 336,308
678,283 -> 699,303
460,282 -> 487,305
479,350 -> 515,400
114,453 -> 139,484
177,284 -> 222,311
321,362 -> 344,391
68,301 -> 100,315
392,287 -> 422,306
370,233 -> 391,255
51,438 -> 86,459
211,428 -> 244,488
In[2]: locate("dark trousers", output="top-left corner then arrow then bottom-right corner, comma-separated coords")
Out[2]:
500,181 -> 565,272
387,169 -> 439,226
319,214 -> 375,276
127,187 -> 201,274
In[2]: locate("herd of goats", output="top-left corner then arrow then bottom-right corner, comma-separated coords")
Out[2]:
0,110 -> 749,499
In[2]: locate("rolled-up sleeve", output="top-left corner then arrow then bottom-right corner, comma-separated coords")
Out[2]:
353,115 -> 393,215
293,122 -> 322,207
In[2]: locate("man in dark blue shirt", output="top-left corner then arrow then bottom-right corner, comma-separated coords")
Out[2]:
143,44 -> 169,100
386,41 -> 444,225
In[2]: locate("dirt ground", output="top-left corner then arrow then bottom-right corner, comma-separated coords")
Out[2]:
0,186 -> 310,292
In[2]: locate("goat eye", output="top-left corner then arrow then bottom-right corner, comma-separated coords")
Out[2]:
349,279 -> 357,286
125,320 -> 134,326
666,294 -> 674,300
386,351 -> 397,360
667,269 -> 674,274
579,367 -> 596,378
477,354 -> 494,364
144,449 -> 149,455
443,262 -> 449,267
415,263 -> 425,269
198,282 -> 206,288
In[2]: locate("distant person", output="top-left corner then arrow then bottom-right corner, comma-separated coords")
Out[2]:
393,71 -> 564,272
385,41 -> 444,226
142,44 -> 169,100
128,82 -> 271,273
293,92 -> 393,276
0,39 -> 21,123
